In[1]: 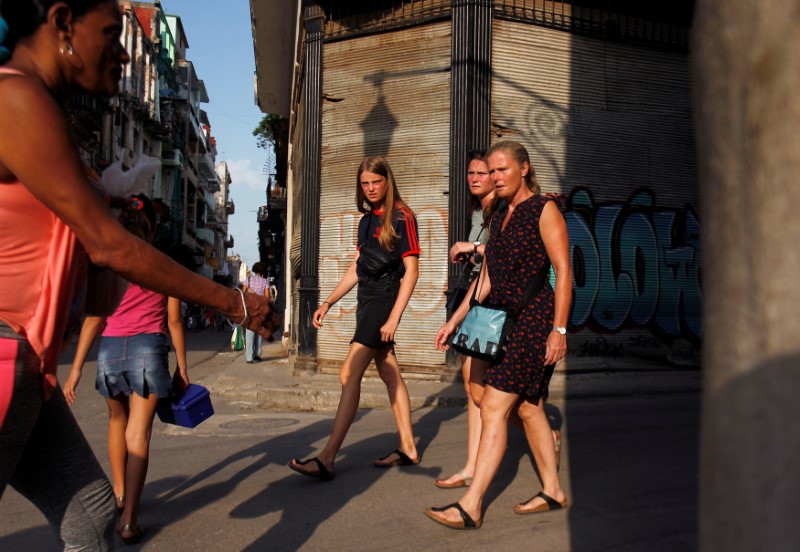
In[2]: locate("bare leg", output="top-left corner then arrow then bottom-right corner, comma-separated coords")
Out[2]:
373,347 -> 418,463
436,356 -> 488,485
118,392 -> 158,530
105,396 -> 129,506
427,385 -> 519,524
289,343 -> 376,475
515,398 -> 566,511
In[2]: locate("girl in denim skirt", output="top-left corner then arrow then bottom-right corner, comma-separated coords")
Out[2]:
288,156 -> 421,481
64,194 -> 188,545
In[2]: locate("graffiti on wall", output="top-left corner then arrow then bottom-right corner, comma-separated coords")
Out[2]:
560,187 -> 702,345
318,187 -> 702,360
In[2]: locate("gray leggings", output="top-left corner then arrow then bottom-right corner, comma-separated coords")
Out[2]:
0,328 -> 116,551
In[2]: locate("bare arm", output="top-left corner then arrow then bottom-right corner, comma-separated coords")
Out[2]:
63,316 -> 105,406
0,78 -> 269,336
167,296 -> 189,390
540,201 -> 572,365
449,241 -> 485,263
435,253 -> 493,351
379,255 -> 419,343
313,251 -> 361,329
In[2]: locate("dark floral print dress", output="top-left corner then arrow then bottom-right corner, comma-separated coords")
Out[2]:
483,195 -> 555,404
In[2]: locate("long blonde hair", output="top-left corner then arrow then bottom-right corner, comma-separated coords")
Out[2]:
355,156 -> 412,251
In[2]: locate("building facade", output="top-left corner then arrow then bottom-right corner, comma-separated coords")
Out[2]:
68,1 -> 236,282
250,0 -> 699,377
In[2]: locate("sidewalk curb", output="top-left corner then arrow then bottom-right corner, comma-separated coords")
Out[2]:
198,344 -> 702,412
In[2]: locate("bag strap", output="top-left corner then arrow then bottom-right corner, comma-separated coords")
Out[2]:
451,258 -> 470,291
502,261 -> 551,340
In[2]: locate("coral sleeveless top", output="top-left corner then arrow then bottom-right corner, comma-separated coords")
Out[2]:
0,67 -> 84,399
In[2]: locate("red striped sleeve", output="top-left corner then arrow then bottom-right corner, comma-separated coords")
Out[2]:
400,207 -> 420,257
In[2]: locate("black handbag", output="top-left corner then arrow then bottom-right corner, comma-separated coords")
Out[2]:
357,211 -> 399,277
445,261 -> 471,312
445,228 -> 485,312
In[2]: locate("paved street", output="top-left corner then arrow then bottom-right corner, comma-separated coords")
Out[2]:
0,330 -> 699,551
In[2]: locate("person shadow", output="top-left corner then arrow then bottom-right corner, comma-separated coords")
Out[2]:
112,384 -> 469,549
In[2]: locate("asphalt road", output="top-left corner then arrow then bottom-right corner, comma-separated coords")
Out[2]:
0,330 -> 699,551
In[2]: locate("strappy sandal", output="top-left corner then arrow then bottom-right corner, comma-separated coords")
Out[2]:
514,491 -> 568,515
423,502 -> 482,530
434,470 -> 472,489
288,457 -> 335,481
374,449 -> 421,468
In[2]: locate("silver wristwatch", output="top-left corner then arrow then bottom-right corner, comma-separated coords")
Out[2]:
552,326 -> 567,335
472,241 -> 481,253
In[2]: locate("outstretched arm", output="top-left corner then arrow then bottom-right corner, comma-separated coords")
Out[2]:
63,316 -> 105,406
0,77 -> 270,336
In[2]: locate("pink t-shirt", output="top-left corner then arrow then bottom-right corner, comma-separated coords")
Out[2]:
103,284 -> 167,337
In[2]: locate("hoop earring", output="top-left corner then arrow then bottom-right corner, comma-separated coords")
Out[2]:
59,43 -> 74,57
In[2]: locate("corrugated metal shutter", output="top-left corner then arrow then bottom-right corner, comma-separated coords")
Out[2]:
317,21 -> 451,372
492,20 -> 701,366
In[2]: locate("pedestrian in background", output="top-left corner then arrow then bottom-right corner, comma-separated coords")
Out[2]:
289,156 -> 421,481
426,140 -> 571,529
242,261 -> 271,362
64,195 -> 188,545
435,150 -> 495,489
0,2 -> 275,548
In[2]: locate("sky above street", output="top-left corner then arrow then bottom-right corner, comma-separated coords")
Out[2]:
160,0 -> 271,269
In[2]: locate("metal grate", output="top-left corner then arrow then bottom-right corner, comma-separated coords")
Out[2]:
318,0 -> 452,40
493,0 -> 694,51
317,0 -> 693,50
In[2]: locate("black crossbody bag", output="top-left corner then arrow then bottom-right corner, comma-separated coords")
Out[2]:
357,211 -> 399,278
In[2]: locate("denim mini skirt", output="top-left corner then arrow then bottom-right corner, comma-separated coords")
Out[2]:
96,333 -> 171,398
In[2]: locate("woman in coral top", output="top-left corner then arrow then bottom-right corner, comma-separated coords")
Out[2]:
64,195 -> 187,545
0,2 -> 276,548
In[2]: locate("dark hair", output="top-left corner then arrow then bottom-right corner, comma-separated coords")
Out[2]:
251,262 -> 267,276
466,149 -> 487,213
0,0 -> 110,50
121,193 -> 156,242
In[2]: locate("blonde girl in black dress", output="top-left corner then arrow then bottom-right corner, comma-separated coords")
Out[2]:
289,156 -> 421,480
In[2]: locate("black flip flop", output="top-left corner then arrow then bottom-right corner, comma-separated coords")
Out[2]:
423,502 -> 482,530
374,449 -> 420,468
288,457 -> 334,481
514,491 -> 568,515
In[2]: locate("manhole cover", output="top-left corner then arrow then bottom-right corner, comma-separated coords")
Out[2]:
220,418 -> 299,430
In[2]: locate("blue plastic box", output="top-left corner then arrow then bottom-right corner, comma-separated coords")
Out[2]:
157,384 -> 214,428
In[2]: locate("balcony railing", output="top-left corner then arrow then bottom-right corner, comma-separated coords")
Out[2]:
162,149 -> 183,167
267,183 -> 287,210
195,226 -> 214,245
